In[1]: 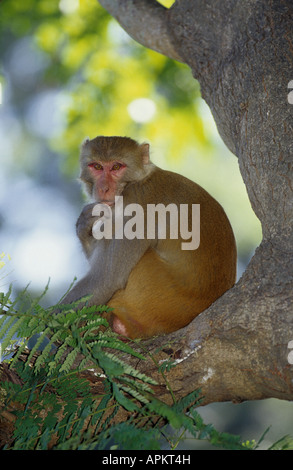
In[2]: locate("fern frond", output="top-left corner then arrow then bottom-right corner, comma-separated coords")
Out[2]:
112,382 -> 139,412
158,358 -> 177,373
119,375 -> 154,396
10,341 -> 29,367
0,315 -> 17,342
172,389 -> 202,413
89,389 -> 113,430
0,285 -> 13,307
34,330 -> 63,373
147,399 -> 183,430
0,314 -> 8,331
0,317 -> 27,352
91,336 -> 145,360
102,352 -> 157,385
27,316 -> 43,333
118,383 -> 150,405
59,347 -> 79,374
48,336 -> 71,372
77,317 -> 109,337
25,327 -> 51,367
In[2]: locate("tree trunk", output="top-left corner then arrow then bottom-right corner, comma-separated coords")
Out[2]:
97,0 -> 293,404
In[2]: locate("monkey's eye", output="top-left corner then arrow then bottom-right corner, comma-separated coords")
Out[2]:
88,162 -> 103,171
111,162 -> 123,171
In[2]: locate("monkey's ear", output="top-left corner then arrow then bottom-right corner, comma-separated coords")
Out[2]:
81,137 -> 90,149
140,143 -> 150,165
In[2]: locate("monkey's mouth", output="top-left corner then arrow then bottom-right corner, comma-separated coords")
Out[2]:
101,200 -> 115,207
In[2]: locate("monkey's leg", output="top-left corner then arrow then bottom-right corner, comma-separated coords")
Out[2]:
107,248 -> 208,339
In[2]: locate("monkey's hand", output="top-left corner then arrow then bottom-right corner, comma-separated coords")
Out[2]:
76,202 -> 100,259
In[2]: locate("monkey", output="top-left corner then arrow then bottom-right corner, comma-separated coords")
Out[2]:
62,135 -> 237,339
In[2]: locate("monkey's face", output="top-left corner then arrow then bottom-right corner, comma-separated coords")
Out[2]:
79,136 -> 153,204
87,160 -> 127,205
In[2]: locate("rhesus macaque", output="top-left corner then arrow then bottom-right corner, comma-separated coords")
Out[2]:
63,136 -> 237,339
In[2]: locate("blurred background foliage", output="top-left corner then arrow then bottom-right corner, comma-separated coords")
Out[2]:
1,0 -> 290,450
0,0 -> 261,276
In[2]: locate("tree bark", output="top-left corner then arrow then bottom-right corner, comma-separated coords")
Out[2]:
98,0 -> 182,62
96,0 -> 293,404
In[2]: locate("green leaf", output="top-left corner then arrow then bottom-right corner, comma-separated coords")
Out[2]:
269,435 -> 293,450
93,348 -> 125,378
112,383 -> 138,412
147,399 -> 182,429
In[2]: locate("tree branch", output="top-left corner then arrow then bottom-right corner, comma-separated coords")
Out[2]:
98,0 -> 182,62
94,0 -> 293,406
109,241 -> 293,407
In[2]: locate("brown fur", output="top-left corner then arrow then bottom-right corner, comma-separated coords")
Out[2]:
108,169 -> 236,338
64,136 -> 237,339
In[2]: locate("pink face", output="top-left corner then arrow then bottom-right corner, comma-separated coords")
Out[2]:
88,161 -> 127,205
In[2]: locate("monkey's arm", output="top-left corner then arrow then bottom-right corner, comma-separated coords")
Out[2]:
76,203 -> 99,259
62,237 -> 152,307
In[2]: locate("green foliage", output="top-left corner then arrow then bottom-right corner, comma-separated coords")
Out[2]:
268,435 -> 293,450
0,287 -> 289,451
0,0 -> 262,260
95,422 -> 162,451
0,0 -> 202,173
